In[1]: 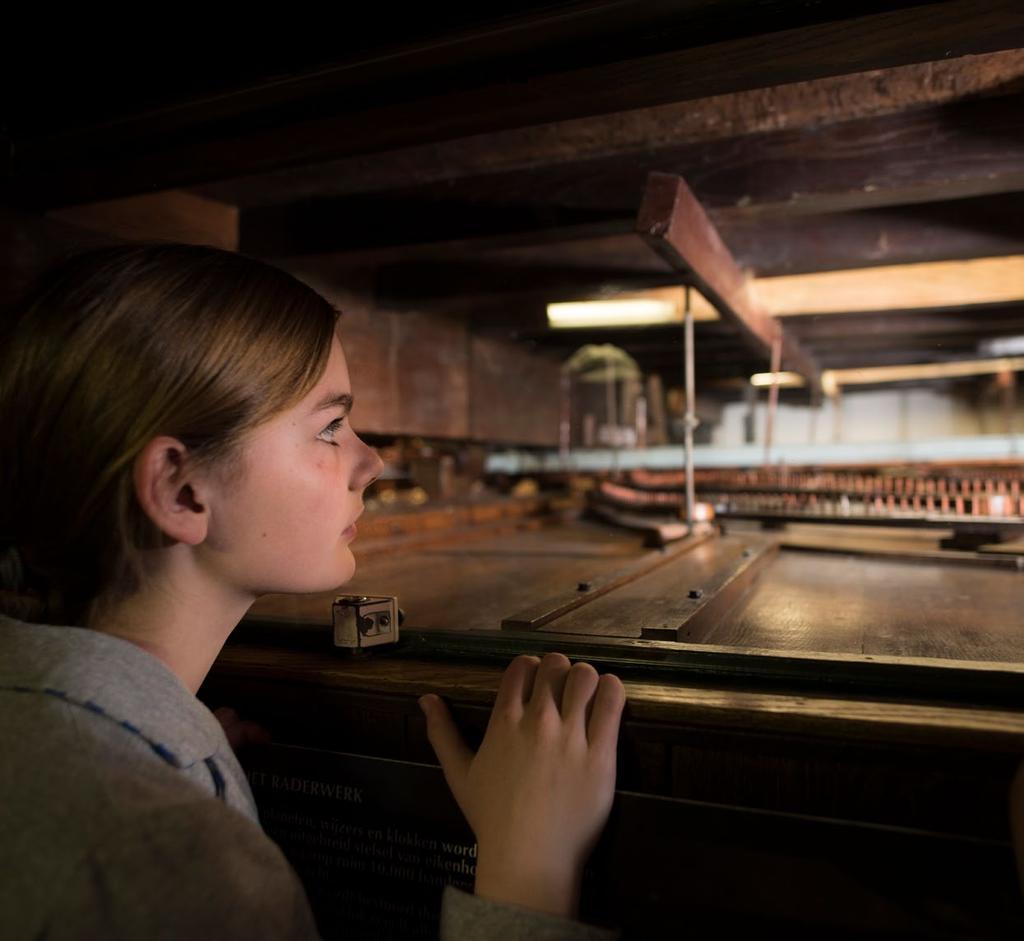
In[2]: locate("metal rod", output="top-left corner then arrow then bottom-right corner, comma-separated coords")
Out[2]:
684,286 -> 697,529
1013,369 -> 1020,458
999,368 -> 1016,439
559,370 -> 571,461
605,350 -> 617,431
763,324 -> 783,466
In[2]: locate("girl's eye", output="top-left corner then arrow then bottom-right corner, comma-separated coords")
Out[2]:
318,417 -> 346,444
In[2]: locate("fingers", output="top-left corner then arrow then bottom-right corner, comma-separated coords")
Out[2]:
493,654 -> 541,719
561,661 -> 601,730
527,652 -> 572,716
586,674 -> 626,752
511,654 -> 624,748
419,694 -> 474,807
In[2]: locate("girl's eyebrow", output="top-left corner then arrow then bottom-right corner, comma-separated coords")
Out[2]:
310,392 -> 353,414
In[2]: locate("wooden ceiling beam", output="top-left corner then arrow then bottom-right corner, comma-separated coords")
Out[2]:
197,49 -> 1024,208
758,257 -> 1024,316
721,194 -> 1024,277
47,191 -> 238,250
371,196 -> 1024,308
8,2 -> 1023,208
373,262 -> 681,308
785,307 -> 1024,343
236,94 -> 1024,261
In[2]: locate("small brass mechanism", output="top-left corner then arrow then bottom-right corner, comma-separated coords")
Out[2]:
332,595 -> 400,651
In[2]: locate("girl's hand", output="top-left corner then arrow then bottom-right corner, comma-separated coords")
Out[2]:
420,653 -> 625,918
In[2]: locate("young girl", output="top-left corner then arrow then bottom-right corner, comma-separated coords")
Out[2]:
0,243 -> 625,939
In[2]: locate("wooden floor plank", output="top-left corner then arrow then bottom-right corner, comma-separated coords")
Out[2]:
710,550 -> 1024,662
248,520 -> 1024,664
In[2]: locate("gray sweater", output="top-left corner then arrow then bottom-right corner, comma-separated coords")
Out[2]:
0,616 -> 617,940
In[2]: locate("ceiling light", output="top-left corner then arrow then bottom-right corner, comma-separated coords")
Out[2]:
548,299 -> 679,328
978,336 -> 1024,357
750,371 -> 806,388
547,287 -> 719,329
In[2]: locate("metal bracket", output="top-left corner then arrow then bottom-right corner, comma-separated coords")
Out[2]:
332,595 -> 401,651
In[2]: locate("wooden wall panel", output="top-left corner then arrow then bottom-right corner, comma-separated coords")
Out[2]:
470,334 -> 560,446
325,277 -> 402,435
294,268 -> 473,438
393,311 -> 470,439
301,266 -> 559,441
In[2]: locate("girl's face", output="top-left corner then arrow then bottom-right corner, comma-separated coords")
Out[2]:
202,335 -> 383,596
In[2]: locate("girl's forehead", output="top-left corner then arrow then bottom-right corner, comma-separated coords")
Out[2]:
253,337 -> 352,436
316,336 -> 351,391
295,337 -> 352,411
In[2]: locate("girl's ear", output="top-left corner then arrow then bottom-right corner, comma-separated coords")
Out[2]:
133,437 -> 211,546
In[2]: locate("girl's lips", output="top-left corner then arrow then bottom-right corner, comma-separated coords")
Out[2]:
342,522 -> 358,540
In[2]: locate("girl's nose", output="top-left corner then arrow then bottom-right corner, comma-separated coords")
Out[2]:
353,438 -> 385,491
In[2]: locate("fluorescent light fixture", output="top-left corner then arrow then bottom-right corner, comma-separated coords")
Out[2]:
548,298 -> 679,328
978,335 -> 1024,357
547,287 -> 719,329
750,371 -> 806,388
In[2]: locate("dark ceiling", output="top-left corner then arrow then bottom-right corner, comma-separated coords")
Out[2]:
5,0 -> 1023,391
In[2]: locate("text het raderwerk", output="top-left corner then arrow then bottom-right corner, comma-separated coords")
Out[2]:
249,771 -> 364,803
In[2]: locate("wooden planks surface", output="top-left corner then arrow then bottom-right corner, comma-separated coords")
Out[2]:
211,642 -> 1024,753
708,550 -> 1024,662
248,520 -> 1024,663
544,535 -> 774,638
251,520 -> 647,631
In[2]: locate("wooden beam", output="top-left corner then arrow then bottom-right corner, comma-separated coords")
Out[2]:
375,262 -> 668,305
721,194 -> 1024,276
807,338 -> 1017,359
236,94 -> 1024,260
528,330 -> 737,356
808,348 -> 1012,370
9,2 -> 1024,208
499,94 -> 1024,217
830,357 -> 1024,387
241,199 -> 623,259
783,305 -> 1024,342
757,257 -> 1024,316
636,172 -> 822,391
373,195 -> 1024,307
0,207 -> 114,311
198,50 -> 1024,209
350,194 -> 1024,321
47,191 -> 238,250
709,97 -> 1024,219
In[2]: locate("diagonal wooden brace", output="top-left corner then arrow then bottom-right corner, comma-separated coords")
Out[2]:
637,171 -> 822,395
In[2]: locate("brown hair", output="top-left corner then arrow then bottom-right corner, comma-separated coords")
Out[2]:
0,243 -> 339,625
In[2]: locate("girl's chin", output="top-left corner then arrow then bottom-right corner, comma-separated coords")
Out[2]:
331,548 -> 357,588
265,550 -> 356,597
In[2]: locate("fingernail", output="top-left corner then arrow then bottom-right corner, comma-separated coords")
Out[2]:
418,695 -> 432,715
